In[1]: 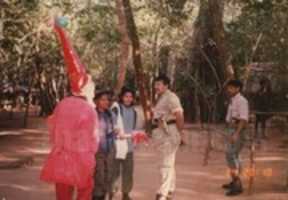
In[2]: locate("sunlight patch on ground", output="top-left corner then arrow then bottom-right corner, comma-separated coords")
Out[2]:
22,129 -> 48,134
0,131 -> 22,136
178,170 -> 226,180
255,156 -> 288,162
0,184 -> 32,192
20,148 -> 50,154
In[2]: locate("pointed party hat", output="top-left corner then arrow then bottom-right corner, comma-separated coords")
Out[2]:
53,17 -> 88,94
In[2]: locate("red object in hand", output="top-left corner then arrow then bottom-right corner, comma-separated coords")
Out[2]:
132,131 -> 149,145
53,19 -> 88,94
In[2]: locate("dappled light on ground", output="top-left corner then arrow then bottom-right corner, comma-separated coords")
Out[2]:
0,118 -> 287,200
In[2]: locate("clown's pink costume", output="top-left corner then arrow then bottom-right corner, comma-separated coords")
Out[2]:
40,17 -> 98,200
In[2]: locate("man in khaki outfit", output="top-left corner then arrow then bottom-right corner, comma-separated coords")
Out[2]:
152,75 -> 185,200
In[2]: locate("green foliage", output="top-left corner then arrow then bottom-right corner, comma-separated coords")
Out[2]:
1,0 -> 287,113
227,0 -> 288,71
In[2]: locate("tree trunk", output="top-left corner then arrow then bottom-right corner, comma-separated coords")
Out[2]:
159,45 -> 170,75
122,0 -> 152,130
189,0 -> 229,122
23,71 -> 35,127
115,0 -> 131,94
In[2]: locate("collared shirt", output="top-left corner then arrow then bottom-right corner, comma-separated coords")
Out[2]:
153,89 -> 183,121
226,93 -> 249,123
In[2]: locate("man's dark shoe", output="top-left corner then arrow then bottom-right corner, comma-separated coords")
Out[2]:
167,191 -> 174,200
156,193 -> 172,200
156,194 -> 162,200
222,181 -> 234,189
156,193 -> 167,200
225,181 -> 243,196
123,193 -> 132,200
225,187 -> 243,196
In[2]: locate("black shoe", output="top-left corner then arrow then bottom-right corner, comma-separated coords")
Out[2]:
156,193 -> 170,200
122,193 -> 132,200
156,194 -> 162,200
167,191 -> 174,200
225,181 -> 243,196
225,187 -> 243,196
222,181 -> 234,189
156,194 -> 167,200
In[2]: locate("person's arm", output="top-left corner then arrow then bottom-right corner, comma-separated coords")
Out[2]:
175,111 -> 184,133
117,132 -> 132,139
232,119 -> 247,142
169,93 -> 186,144
174,111 -> 186,145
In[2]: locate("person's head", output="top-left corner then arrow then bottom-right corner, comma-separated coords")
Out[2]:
94,90 -> 111,111
226,79 -> 243,97
154,75 -> 170,95
119,87 -> 135,107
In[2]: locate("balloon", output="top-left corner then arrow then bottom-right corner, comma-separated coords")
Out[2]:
55,16 -> 69,28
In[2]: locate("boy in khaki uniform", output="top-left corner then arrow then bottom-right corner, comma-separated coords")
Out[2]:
152,75 -> 186,200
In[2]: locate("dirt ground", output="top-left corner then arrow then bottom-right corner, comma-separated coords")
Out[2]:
0,115 -> 287,200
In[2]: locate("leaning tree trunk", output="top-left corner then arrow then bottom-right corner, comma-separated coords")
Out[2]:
115,0 -> 131,94
122,0 -> 152,130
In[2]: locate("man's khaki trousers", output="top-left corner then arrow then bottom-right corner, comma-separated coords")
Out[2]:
153,125 -> 181,197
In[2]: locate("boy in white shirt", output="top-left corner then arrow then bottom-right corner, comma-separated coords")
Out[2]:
223,80 -> 249,196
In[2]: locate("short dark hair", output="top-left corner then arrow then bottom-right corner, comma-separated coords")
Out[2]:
154,75 -> 170,86
119,87 -> 135,99
94,90 -> 112,101
226,79 -> 243,90
119,87 -> 135,104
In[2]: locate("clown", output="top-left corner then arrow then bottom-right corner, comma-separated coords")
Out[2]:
40,17 -> 98,200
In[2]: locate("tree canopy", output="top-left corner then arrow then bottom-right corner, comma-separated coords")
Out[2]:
0,0 -> 287,120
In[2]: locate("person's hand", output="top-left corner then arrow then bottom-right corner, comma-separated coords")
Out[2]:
180,131 -> 187,146
157,118 -> 165,129
114,128 -> 121,135
118,133 -> 128,140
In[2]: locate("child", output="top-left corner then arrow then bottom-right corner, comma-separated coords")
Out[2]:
112,88 -> 137,200
93,91 -> 116,200
223,80 -> 249,196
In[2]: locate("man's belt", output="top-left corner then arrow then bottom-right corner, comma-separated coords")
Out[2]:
151,120 -> 176,130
